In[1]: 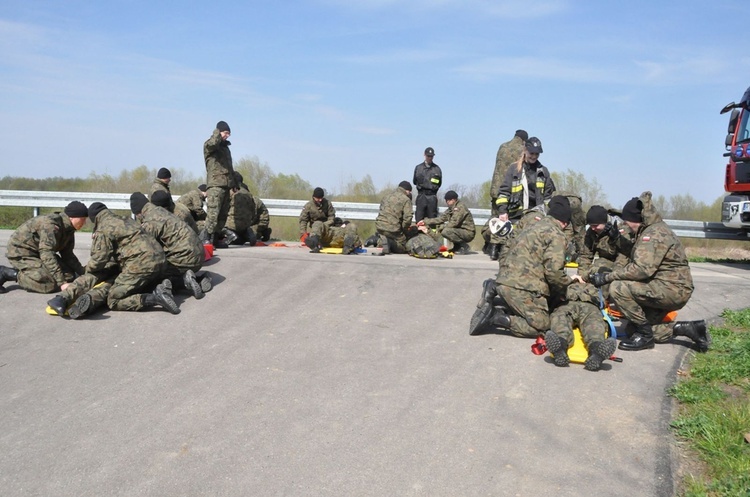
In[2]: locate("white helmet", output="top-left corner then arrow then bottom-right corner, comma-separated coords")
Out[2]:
489,218 -> 513,237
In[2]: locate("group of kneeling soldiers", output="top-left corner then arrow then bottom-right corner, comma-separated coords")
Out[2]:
468,191 -> 712,371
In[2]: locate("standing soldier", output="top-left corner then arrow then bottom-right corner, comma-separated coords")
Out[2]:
374,181 -> 414,254
486,130 -> 528,252
201,120 -> 238,248
86,202 -> 179,314
413,147 -> 442,222
590,192 -> 710,352
418,190 -> 475,254
176,184 -> 208,231
299,187 -> 336,248
0,201 -> 89,294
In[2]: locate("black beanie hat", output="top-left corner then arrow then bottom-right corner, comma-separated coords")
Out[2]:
621,197 -> 643,222
130,192 -> 149,214
515,129 -> 528,141
150,191 -> 172,208
547,196 -> 572,223
157,167 -> 171,179
198,184 -> 207,192
444,190 -> 458,201
88,202 -> 107,222
64,201 -> 88,218
216,121 -> 231,133
398,181 -> 412,191
234,171 -> 244,184
586,205 -> 608,225
313,187 -> 325,198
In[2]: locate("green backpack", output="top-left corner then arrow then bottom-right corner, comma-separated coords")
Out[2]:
407,233 -> 441,259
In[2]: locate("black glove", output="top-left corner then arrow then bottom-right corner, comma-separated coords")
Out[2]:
590,271 -> 610,288
605,221 -> 619,243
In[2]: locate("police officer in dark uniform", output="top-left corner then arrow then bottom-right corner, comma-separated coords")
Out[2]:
412,147 -> 442,223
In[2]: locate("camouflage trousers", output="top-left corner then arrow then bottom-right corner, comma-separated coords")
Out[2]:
9,255 -> 77,294
311,221 -> 361,248
60,272 -> 113,314
440,226 -> 474,245
497,284 -> 550,338
107,270 -> 163,311
376,229 -> 409,254
550,300 -> 609,348
609,279 -> 692,342
205,186 -> 231,236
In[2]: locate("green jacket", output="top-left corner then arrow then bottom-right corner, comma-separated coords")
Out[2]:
7,213 -> 83,285
227,187 -> 257,232
137,203 -> 203,272
491,136 -> 526,200
375,186 -> 414,234
204,129 -> 237,189
422,199 -> 475,233
299,198 -> 335,235
87,209 -> 165,275
177,189 -> 207,221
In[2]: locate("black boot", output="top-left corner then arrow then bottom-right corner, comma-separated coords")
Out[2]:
469,301 -> 495,335
477,278 -> 497,308
490,309 -> 511,329
618,323 -> 655,351
673,320 -> 711,352
364,234 -> 379,247
454,243 -> 470,255
545,330 -> 569,367
47,295 -> 68,316
379,235 -> 391,255
584,339 -> 617,371
222,228 -> 239,246
342,234 -> 356,255
212,232 -> 229,249
305,234 -> 322,253
145,279 -> 180,314
183,269 -> 205,300
0,265 -> 19,293
489,244 -> 499,261
198,272 -> 213,293
482,241 -> 490,255
68,294 -> 93,320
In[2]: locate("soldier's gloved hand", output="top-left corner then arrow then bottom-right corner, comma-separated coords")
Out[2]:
590,272 -> 610,288
605,221 -> 619,243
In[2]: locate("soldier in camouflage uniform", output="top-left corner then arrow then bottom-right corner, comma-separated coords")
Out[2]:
590,192 -> 710,352
225,172 -> 258,245
299,187 -> 335,249
86,202 -> 179,314
470,196 -> 582,338
487,130 -> 527,251
374,181 -> 414,254
545,281 -> 617,371
151,190 -> 199,234
131,192 -> 206,300
202,120 -> 238,248
307,218 -> 362,254
177,184 -> 208,231
577,205 -> 630,278
250,197 -> 272,242
418,190 -> 475,255
0,201 -> 89,294
489,137 -> 556,261
150,168 -> 175,210
46,265 -> 117,319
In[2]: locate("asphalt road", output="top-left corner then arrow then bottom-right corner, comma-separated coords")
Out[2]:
1,230 -> 749,497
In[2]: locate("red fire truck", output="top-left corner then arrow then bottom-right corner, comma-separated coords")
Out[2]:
721,86 -> 750,228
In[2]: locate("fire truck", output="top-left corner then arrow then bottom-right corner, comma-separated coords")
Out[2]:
721,86 -> 750,228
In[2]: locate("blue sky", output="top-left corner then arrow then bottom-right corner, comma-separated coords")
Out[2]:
1,0 -> 748,208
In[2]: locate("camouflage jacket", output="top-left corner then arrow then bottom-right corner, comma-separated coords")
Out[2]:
375,186 -> 414,234
422,199 -> 475,232
606,192 -> 694,292
203,129 -> 237,189
496,160 -> 555,218
7,213 -> 83,285
150,178 -> 171,198
227,187 -> 257,232
413,162 -> 442,194
491,136 -> 526,200
137,203 -> 203,270
299,198 -> 335,235
176,189 -> 207,221
173,202 -> 199,234
87,209 -> 165,275
251,198 -> 270,230
497,215 -> 573,296
577,227 -> 620,275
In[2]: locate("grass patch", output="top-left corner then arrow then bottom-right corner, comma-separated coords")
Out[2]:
669,308 -> 750,496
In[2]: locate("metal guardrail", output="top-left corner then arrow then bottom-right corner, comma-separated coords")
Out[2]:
1,189 -> 748,240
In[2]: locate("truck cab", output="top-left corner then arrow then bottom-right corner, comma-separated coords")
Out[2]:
721,86 -> 750,228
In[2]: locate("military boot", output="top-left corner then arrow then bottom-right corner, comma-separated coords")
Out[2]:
145,279 -> 180,314
454,243 -> 470,255
364,234 -> 379,247
490,309 -> 511,329
68,294 -> 93,320
260,227 -> 272,242
618,323 -> 655,351
469,301 -> 495,335
673,320 -> 711,353
342,234 -> 356,255
222,228 -> 238,246
489,244 -> 500,261
305,234 -> 322,253
0,265 -> 19,293
477,278 -> 497,308
545,330 -> 570,367
46,295 -> 68,316
584,338 -> 617,371
379,235 -> 391,255
198,272 -> 213,293
183,269 -> 205,300
212,232 -> 229,249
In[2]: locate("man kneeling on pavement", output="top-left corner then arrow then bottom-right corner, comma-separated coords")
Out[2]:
417,190 -> 475,255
